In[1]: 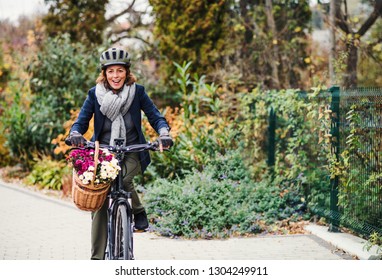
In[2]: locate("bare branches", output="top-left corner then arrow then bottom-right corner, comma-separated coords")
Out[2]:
106,0 -> 136,24
358,0 -> 382,36
105,0 -> 154,47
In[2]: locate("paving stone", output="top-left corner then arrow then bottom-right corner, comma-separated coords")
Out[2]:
0,181 -> 354,260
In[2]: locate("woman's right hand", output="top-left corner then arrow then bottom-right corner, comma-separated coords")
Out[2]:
69,131 -> 86,147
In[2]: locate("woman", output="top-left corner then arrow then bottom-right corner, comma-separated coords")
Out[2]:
69,47 -> 173,260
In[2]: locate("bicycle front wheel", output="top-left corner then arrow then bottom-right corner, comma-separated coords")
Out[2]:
114,203 -> 134,260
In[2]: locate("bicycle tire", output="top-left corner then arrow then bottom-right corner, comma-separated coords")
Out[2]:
114,203 -> 134,260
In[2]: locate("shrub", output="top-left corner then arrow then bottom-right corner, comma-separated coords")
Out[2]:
143,151 -> 308,238
26,34 -> 99,157
1,90 -> 33,168
143,61 -> 243,182
25,158 -> 70,191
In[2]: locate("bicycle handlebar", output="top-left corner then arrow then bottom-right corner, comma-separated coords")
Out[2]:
65,138 -> 164,153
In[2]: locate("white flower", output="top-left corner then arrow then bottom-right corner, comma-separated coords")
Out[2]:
73,149 -> 120,185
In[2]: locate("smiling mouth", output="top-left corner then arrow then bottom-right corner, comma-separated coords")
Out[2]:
109,80 -> 124,90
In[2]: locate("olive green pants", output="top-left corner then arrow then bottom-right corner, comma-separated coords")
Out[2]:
90,153 -> 143,260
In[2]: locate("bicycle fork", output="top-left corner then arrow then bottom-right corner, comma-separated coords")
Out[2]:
106,192 -> 134,260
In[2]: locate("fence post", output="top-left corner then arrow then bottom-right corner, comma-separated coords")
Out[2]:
267,107 -> 276,168
329,86 -> 340,232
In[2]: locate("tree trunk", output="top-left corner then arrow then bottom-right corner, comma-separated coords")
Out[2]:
239,0 -> 254,82
344,38 -> 358,88
335,0 -> 382,88
329,0 -> 336,85
265,0 -> 280,89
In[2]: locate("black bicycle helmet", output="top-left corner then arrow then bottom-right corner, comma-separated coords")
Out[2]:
100,48 -> 130,69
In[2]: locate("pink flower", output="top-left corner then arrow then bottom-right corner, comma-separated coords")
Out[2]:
67,147 -> 120,185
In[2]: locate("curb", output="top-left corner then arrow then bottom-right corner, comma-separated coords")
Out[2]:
305,224 -> 379,260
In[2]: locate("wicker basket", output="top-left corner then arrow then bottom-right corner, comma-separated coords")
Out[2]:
71,141 -> 111,212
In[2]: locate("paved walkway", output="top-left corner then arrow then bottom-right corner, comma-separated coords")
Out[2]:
0,180 -> 377,260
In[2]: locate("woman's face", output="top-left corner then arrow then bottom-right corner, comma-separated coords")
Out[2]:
105,65 -> 127,91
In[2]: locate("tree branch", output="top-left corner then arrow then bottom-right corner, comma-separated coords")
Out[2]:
334,1 -> 350,34
106,0 -> 136,23
358,0 -> 382,36
110,33 -> 152,47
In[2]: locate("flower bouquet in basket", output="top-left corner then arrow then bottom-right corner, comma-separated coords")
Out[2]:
67,147 -> 120,188
67,142 -> 120,211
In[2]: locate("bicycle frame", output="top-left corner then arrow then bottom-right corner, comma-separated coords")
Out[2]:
101,138 -> 159,260
66,137 -> 161,260
105,139 -> 135,260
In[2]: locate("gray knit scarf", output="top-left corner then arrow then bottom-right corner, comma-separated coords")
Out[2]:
95,82 -> 136,145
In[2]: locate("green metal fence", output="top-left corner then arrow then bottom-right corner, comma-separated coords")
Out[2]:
268,87 -> 382,238
330,86 -> 382,237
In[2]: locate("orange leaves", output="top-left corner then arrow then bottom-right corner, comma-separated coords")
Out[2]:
143,106 -> 184,140
51,109 -> 94,155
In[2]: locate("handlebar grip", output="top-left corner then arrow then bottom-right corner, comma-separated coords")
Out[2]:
151,140 -> 159,150
65,137 -> 93,148
65,137 -> 72,146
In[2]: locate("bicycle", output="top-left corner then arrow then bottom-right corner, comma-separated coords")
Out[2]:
66,137 -> 161,260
